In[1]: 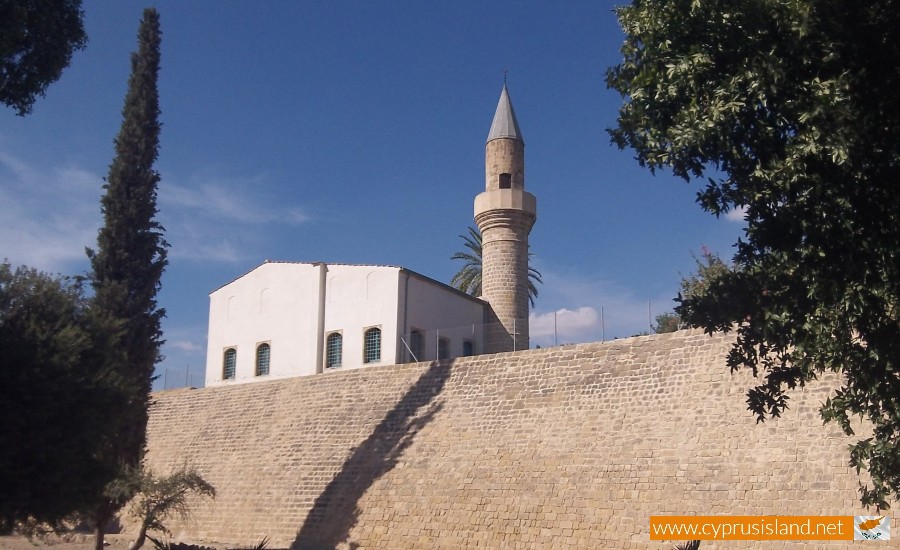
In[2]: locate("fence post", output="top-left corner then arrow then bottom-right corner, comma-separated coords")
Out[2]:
601,306 -> 605,342
513,318 -> 517,351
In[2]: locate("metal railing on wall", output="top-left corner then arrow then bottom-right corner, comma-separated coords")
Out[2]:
398,318 -> 530,364
156,301 -> 680,390
153,366 -> 200,391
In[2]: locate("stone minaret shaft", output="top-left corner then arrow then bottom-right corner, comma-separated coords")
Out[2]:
475,84 -> 536,353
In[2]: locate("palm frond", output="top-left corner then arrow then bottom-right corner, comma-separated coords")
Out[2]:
450,265 -> 482,296
450,251 -> 481,264
450,226 -> 540,307
527,262 -> 542,307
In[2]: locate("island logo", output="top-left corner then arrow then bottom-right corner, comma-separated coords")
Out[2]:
854,516 -> 889,540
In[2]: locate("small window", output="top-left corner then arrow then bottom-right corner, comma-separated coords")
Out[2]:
499,173 -> 511,189
364,327 -> 381,363
409,330 -> 424,361
326,332 -> 342,369
256,343 -> 270,376
223,348 -> 236,380
438,337 -> 450,360
463,340 -> 474,357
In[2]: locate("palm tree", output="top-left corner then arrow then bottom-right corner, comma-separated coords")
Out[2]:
450,226 -> 542,308
673,541 -> 700,550
450,226 -> 483,297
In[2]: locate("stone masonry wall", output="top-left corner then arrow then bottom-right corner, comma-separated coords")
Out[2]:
479,221 -> 531,353
141,329 -> 888,549
484,136 -> 524,191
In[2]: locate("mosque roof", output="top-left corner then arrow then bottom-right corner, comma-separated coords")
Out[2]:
210,260 -> 488,305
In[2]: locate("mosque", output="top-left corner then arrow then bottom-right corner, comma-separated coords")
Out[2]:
158,89 -> 867,550
204,85 -> 537,386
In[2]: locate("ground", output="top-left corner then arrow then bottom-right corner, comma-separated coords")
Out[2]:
0,535 -> 234,550
0,535 -> 132,549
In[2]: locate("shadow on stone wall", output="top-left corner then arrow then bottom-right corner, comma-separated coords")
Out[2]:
291,359 -> 454,549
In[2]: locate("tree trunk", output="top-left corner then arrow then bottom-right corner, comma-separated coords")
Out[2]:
131,521 -> 149,550
94,523 -> 105,550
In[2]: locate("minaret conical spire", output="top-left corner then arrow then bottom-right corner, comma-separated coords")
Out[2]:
487,84 -> 523,143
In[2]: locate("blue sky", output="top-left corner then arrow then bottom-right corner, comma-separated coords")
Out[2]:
0,1 -> 744,389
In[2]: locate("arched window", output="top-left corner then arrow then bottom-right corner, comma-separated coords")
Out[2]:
438,337 -> 450,360
499,172 -> 512,189
256,343 -> 270,376
364,327 -> 381,363
409,329 -> 424,362
463,340 -> 474,357
326,332 -> 342,369
223,348 -> 236,380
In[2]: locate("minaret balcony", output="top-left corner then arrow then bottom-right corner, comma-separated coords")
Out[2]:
473,188 -> 536,220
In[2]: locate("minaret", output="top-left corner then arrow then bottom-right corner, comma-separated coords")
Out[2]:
475,84 -> 536,353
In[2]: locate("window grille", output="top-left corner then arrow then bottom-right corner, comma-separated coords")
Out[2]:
410,330 -> 424,361
438,338 -> 450,360
256,343 -> 270,376
463,340 -> 474,356
223,348 -> 236,379
326,332 -> 342,368
364,328 -> 381,363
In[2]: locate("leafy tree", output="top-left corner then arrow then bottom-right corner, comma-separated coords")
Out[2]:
655,248 -> 730,334
608,0 -> 900,509
0,0 -> 87,115
653,312 -> 681,334
450,226 -> 542,308
129,466 -> 215,550
84,8 -> 167,547
0,262 -> 117,532
678,247 -> 730,305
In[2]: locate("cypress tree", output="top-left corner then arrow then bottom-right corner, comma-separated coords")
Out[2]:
85,8 -> 166,548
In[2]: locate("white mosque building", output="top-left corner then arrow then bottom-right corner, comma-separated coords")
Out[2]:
204,85 -> 536,386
